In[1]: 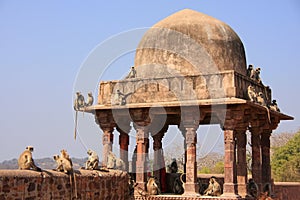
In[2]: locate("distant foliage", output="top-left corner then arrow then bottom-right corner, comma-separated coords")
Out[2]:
198,166 -> 211,174
211,161 -> 224,174
271,131 -> 300,182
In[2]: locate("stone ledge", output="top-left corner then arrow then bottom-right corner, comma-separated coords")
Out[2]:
0,169 -> 129,200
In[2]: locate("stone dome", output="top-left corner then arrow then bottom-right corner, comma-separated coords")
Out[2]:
134,9 -> 247,78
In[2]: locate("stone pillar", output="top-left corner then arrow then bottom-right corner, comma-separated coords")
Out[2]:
184,126 -> 199,195
222,128 -> 239,198
236,130 -> 248,197
117,126 -> 130,171
179,126 -> 187,174
101,125 -> 114,167
152,131 -> 166,192
251,128 -> 262,192
261,130 -> 272,186
134,123 -> 149,192
96,111 -> 115,167
180,107 -> 200,196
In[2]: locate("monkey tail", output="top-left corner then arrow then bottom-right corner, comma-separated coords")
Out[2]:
74,111 -> 78,140
69,174 -> 73,199
264,106 -> 271,124
180,173 -> 186,185
73,173 -> 78,198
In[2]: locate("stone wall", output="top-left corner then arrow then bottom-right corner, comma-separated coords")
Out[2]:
1,170 -> 299,200
0,169 -> 129,200
98,71 -> 271,106
273,182 -> 300,200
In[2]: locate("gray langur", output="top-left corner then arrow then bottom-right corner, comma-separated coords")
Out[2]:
53,150 -> 77,199
125,66 -> 137,79
247,64 -> 255,78
146,176 -> 161,195
18,146 -> 42,172
53,154 -> 72,173
198,179 -> 208,195
73,91 -> 85,111
254,67 -> 262,84
172,176 -> 184,194
257,92 -> 267,106
86,92 -> 94,106
263,183 -> 272,197
247,85 -> 257,103
203,176 -> 222,196
269,99 -> 280,112
113,90 -> 132,105
247,178 -> 258,198
128,175 -> 137,196
257,92 -> 271,123
168,158 -> 178,173
85,149 -> 99,170
107,151 -> 125,170
73,91 -> 85,140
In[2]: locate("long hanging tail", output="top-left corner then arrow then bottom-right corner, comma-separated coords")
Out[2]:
74,111 -> 78,140
73,173 -> 78,198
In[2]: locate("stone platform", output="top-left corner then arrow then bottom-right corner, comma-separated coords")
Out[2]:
132,194 -> 250,200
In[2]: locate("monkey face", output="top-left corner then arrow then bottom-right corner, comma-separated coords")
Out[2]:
53,155 -> 60,161
26,146 -> 34,152
87,150 -> 92,155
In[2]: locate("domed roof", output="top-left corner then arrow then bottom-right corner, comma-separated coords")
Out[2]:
134,9 -> 247,78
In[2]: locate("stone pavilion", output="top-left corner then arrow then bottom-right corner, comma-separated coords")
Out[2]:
86,9 -> 293,198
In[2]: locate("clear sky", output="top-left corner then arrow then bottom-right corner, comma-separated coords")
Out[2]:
0,1 -> 299,162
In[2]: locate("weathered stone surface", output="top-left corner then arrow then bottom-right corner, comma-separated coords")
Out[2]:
135,9 -> 247,78
0,169 -> 129,200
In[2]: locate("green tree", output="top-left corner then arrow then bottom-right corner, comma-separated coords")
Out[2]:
271,131 -> 300,182
211,161 -> 224,174
198,166 -> 211,174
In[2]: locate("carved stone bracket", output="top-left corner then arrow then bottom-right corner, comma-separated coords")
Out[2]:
130,108 -> 151,124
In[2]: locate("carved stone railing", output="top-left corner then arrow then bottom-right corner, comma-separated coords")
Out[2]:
98,70 -> 272,106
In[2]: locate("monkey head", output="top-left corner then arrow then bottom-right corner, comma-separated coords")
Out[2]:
53,155 -> 60,161
87,149 -> 92,155
26,146 -> 34,152
210,176 -> 217,183
88,92 -> 92,96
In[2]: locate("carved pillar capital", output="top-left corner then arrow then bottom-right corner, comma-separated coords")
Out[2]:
181,106 -> 200,129
130,108 -> 151,125
96,110 -> 116,128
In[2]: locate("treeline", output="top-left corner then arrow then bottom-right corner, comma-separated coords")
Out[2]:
271,131 -> 300,182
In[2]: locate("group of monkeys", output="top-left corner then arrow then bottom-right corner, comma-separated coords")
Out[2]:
18,147 -> 273,198
246,65 -> 281,116
18,146 -> 124,173
167,159 -> 222,196
73,91 -> 94,111
17,146 -> 117,199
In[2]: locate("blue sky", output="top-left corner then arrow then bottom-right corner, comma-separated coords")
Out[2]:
0,1 -> 299,162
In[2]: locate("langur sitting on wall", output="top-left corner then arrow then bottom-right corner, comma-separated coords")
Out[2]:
18,146 -> 42,172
